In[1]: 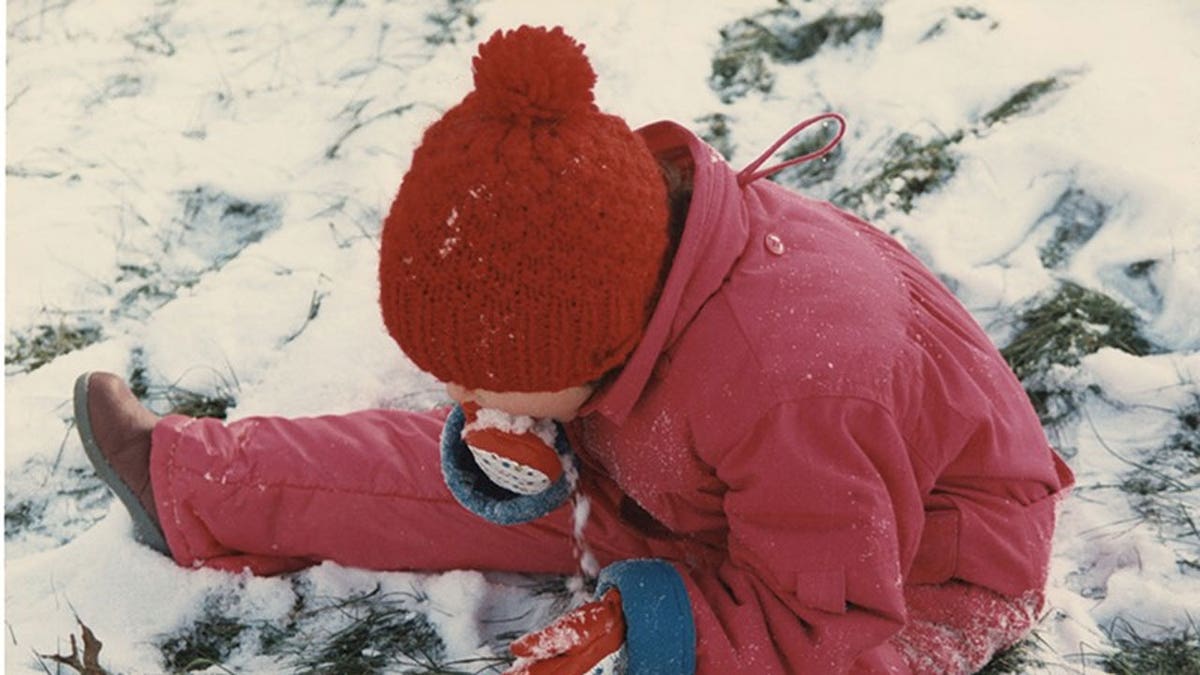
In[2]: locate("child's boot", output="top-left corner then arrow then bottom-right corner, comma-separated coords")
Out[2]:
73,371 -> 169,554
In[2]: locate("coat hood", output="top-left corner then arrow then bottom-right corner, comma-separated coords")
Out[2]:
583,121 -> 750,424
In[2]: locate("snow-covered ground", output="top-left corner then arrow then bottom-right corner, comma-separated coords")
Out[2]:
6,0 -> 1199,672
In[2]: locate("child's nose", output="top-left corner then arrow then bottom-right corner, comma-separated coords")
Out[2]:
446,383 -> 473,404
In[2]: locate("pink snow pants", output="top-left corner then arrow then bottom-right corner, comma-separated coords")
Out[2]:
149,408 -> 1036,674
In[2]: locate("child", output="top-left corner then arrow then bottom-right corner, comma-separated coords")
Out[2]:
75,25 -> 1074,674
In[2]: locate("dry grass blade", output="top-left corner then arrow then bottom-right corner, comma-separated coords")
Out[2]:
1102,617 -> 1200,675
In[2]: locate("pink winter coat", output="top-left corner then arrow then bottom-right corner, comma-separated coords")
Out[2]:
151,119 -> 1073,674
556,121 -> 1074,673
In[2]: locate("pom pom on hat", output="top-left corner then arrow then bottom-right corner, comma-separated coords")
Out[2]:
472,26 -> 597,121
379,25 -> 669,393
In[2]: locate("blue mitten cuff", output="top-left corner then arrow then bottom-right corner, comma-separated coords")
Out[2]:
440,404 -> 577,525
598,559 -> 697,675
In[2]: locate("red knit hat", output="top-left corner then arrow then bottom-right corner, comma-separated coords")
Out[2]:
379,26 -> 669,393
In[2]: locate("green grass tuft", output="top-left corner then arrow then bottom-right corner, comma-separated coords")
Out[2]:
1002,281 -> 1153,378
982,77 -> 1064,128
158,603 -> 249,672
1001,281 -> 1153,428
977,634 -> 1045,674
771,9 -> 883,64
1103,618 -> 1200,675
265,584 -> 449,674
5,319 -> 103,375
1118,396 -> 1200,540
831,130 -> 964,219
161,386 -> 237,420
710,16 -> 778,104
424,0 -> 479,46
155,584 -> 471,674
954,6 -> 989,21
133,373 -> 238,420
709,5 -> 883,103
127,348 -> 238,420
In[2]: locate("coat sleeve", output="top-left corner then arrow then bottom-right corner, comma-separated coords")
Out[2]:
597,397 -> 924,674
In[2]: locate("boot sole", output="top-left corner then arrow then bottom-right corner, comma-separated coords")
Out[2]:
74,372 -> 171,555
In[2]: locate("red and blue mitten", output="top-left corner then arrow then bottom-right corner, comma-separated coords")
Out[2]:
461,401 -> 564,495
504,588 -> 626,675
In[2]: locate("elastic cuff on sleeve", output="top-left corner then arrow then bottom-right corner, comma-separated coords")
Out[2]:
598,559 -> 697,675
440,404 -> 576,525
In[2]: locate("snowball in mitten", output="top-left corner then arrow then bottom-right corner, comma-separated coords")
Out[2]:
462,402 -> 563,495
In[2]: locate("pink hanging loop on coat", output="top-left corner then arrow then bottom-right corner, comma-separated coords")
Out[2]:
737,112 -> 847,187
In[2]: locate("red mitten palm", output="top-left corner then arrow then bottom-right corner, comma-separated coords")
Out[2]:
504,589 -> 626,675
461,402 -> 563,495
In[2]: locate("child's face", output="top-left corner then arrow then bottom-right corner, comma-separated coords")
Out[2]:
445,382 -> 595,422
